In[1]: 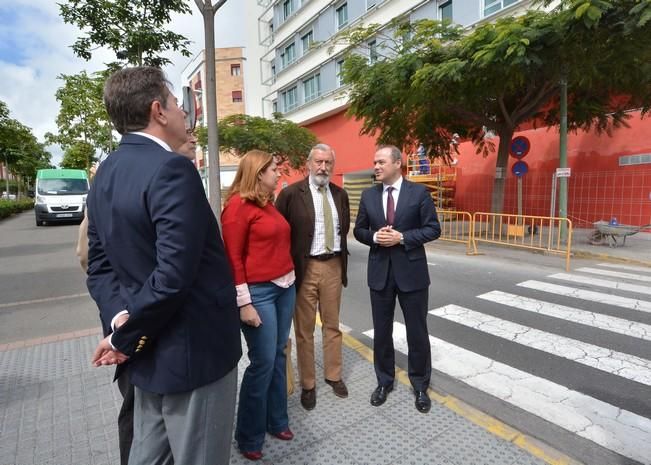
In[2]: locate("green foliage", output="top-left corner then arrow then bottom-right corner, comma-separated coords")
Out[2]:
338,0 -> 651,211
0,199 -> 35,220
58,0 -> 192,67
61,141 -> 96,170
0,100 -> 52,189
196,114 -> 319,169
46,71 -> 115,170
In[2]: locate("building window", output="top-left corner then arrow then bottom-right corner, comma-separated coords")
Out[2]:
336,59 -> 345,87
367,0 -> 376,9
230,64 -> 241,76
280,42 -> 296,68
283,0 -> 293,20
303,74 -> 321,102
368,39 -> 378,63
271,64 -> 276,77
232,90 -> 243,103
619,154 -> 651,166
484,0 -> 519,17
282,86 -> 298,111
301,30 -> 314,55
440,1 -> 452,21
336,3 -> 348,30
272,100 -> 278,114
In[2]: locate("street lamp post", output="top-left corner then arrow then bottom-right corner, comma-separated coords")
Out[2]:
194,0 -> 227,219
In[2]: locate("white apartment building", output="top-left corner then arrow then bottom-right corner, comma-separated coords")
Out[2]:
250,0 -> 536,125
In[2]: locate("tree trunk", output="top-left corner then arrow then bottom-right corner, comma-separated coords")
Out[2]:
490,129 -> 514,214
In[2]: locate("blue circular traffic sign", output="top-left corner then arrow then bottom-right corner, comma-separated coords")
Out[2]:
512,161 -> 528,177
509,136 -> 530,159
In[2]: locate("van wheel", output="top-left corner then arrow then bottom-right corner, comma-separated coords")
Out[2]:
36,218 -> 44,226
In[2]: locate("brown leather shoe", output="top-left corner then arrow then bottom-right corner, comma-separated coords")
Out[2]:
325,379 -> 349,398
300,388 -> 316,410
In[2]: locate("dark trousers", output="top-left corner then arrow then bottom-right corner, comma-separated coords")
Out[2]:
370,264 -> 431,392
117,373 -> 135,465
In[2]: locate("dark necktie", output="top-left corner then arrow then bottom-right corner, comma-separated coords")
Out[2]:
386,186 -> 395,226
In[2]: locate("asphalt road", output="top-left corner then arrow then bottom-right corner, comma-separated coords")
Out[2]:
1,210 -> 650,464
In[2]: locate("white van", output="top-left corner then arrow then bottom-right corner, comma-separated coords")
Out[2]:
34,169 -> 88,226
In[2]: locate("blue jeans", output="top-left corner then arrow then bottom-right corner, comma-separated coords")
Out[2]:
235,282 -> 296,453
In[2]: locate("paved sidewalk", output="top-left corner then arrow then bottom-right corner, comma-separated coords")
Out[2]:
0,329 -> 576,465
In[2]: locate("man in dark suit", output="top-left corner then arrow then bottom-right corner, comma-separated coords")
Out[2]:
276,144 -> 350,410
87,67 -> 241,465
354,145 -> 440,413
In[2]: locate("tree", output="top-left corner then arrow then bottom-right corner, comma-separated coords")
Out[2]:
0,101 -> 52,197
46,71 -> 114,172
339,0 -> 651,212
196,114 -> 319,170
61,141 -> 95,170
59,0 -> 192,67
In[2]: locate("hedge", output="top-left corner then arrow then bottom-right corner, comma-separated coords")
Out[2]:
0,199 -> 34,220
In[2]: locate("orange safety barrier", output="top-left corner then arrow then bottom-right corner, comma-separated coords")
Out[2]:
471,212 -> 573,271
437,210 -> 476,254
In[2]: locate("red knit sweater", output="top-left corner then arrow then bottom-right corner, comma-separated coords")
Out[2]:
221,194 -> 294,286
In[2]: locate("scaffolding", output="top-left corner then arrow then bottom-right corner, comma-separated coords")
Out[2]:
406,156 -> 457,210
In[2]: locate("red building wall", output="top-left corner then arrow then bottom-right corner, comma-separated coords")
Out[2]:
300,110 -> 651,227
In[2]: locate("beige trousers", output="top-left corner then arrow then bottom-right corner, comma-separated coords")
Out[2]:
294,257 -> 343,390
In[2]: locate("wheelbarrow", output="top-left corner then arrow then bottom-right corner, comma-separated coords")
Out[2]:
589,221 -> 651,247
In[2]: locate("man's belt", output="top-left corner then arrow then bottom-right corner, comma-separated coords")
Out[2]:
309,252 -> 341,261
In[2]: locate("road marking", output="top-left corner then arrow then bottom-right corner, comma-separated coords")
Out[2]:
518,281 -> 651,313
429,304 -> 651,385
364,322 -> 651,464
576,267 -> 651,283
598,263 -> 651,274
477,290 -> 651,341
0,293 -> 89,309
427,262 -> 437,267
549,273 -> 651,296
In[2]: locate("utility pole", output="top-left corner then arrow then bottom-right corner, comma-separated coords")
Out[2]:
559,77 -> 568,241
194,0 -> 227,218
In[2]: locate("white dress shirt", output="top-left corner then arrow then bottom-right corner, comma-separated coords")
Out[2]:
373,176 -> 403,243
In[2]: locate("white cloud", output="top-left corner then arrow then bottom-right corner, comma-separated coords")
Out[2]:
0,0 -> 244,167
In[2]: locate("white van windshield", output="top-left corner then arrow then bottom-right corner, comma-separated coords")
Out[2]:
38,179 -> 88,195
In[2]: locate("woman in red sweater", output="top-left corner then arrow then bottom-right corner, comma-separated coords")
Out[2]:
221,150 -> 296,461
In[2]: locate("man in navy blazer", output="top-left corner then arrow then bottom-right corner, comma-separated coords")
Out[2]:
87,67 -> 241,465
354,145 -> 440,414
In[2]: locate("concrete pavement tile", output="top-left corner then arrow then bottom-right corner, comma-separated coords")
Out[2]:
340,348 -> 377,384
345,373 -> 416,410
260,413 -> 328,463
429,420 -> 533,465
271,438 -> 359,465
391,446 -> 458,465
510,455 -> 551,465
380,399 -> 459,443
331,413 -> 424,465
299,379 -> 378,435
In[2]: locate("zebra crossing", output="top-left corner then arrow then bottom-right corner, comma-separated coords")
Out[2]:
362,263 -> 651,464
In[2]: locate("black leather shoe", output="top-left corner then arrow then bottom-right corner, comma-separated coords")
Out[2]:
414,390 -> 431,413
300,388 -> 316,410
370,384 -> 393,406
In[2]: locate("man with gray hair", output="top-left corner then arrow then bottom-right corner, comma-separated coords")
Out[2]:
276,143 -> 350,410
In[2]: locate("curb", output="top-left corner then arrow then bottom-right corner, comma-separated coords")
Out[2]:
571,248 -> 651,268
340,330 -> 584,465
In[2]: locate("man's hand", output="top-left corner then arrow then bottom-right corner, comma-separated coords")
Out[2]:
376,226 -> 402,247
240,304 -> 262,327
91,335 -> 129,367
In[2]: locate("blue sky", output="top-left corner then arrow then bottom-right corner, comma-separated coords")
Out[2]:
0,0 -> 244,166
